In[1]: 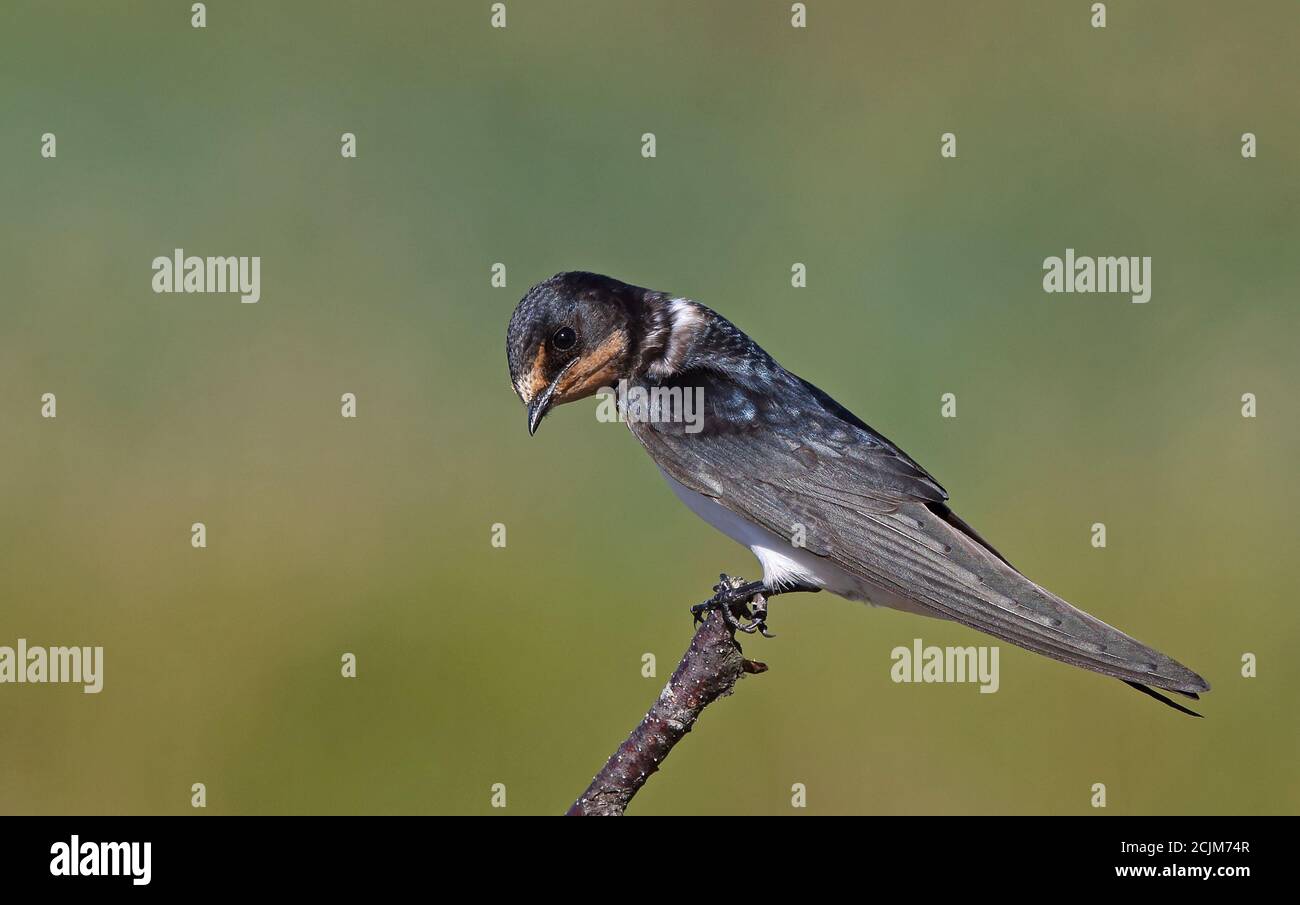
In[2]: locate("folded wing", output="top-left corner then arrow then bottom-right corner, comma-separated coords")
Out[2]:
630,368 -> 1208,698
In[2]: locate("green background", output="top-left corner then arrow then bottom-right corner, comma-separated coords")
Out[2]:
1,0 -> 1296,815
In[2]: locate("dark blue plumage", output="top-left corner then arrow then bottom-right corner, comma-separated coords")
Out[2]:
507,272 -> 1209,713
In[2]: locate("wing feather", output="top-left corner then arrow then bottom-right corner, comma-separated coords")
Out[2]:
630,368 -> 1209,697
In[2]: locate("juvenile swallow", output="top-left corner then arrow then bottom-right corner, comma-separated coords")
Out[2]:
506,271 -> 1210,714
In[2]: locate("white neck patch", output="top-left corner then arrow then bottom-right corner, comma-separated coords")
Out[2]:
648,298 -> 705,379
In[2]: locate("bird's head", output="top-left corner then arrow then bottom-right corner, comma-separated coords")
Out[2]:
506,271 -> 653,435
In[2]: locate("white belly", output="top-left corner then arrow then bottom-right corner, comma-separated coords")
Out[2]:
659,469 -> 944,619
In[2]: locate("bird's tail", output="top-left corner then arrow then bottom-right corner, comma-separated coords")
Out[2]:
908,503 -> 1212,715
1124,681 -> 1203,717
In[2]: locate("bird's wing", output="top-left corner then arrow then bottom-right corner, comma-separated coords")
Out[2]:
629,369 -> 1209,697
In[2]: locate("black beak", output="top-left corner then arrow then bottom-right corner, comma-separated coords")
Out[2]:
525,360 -> 576,436
526,394 -> 551,436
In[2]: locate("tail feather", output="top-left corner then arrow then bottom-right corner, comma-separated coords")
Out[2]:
1124,681 -> 1203,718
900,503 -> 1213,705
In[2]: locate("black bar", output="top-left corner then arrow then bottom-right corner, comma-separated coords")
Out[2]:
0,817 -> 1282,890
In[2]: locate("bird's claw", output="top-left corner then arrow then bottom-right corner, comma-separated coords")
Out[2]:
747,594 -> 775,637
690,574 -> 775,638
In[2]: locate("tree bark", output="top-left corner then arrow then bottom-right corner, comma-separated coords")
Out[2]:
566,578 -> 767,816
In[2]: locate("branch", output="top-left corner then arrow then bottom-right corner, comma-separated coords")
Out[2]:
566,576 -> 768,816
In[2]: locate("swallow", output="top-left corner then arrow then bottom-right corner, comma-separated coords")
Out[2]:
506,271 -> 1210,715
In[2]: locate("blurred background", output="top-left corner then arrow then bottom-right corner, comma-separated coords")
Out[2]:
1,0 -> 1297,815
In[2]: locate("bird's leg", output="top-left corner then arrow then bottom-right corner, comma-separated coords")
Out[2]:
741,579 -> 819,637
691,574 -> 764,632
689,574 -> 819,638
747,591 -> 771,637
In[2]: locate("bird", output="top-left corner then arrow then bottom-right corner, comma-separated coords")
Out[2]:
506,271 -> 1210,715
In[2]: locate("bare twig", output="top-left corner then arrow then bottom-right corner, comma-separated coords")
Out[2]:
566,575 -> 768,816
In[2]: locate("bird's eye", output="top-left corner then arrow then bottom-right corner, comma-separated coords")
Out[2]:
551,327 -> 577,351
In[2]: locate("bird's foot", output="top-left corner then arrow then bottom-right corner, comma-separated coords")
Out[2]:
690,574 -> 775,638
747,592 -> 774,638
